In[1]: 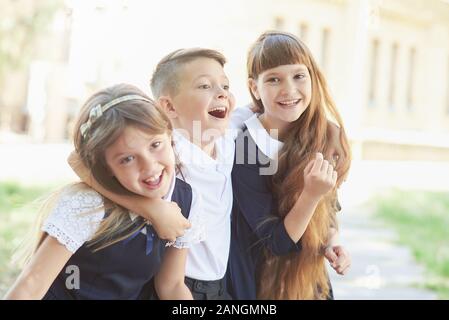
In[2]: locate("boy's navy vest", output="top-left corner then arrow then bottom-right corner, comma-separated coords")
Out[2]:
43,178 -> 192,300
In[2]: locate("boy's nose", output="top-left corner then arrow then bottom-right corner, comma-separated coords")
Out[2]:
216,87 -> 228,99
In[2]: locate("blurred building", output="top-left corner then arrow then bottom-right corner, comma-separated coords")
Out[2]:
2,0 -> 449,161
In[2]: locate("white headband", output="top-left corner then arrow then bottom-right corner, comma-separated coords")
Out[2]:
80,94 -> 151,139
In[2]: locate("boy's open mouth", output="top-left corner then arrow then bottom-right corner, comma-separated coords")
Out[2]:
208,106 -> 227,119
142,170 -> 164,190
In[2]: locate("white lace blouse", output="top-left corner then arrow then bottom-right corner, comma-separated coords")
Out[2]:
42,183 -> 206,254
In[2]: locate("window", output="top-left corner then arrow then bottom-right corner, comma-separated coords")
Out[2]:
406,47 -> 416,111
274,17 -> 284,30
321,28 -> 330,72
368,39 -> 379,106
299,23 -> 308,42
388,43 -> 398,110
446,55 -> 449,115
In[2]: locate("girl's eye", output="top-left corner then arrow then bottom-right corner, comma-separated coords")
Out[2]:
151,141 -> 162,149
267,77 -> 280,83
120,155 -> 134,165
295,73 -> 306,80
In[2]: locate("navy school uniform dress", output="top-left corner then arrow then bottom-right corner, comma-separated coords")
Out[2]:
227,124 -> 334,300
42,178 -> 192,300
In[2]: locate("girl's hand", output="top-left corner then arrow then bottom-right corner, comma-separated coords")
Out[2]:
303,153 -> 337,200
324,245 -> 351,275
149,200 -> 191,243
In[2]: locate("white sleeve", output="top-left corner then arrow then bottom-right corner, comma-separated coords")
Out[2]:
227,104 -> 255,140
41,185 -> 105,253
168,188 -> 206,249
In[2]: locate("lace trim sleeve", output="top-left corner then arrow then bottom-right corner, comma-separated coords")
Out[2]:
41,185 -> 105,253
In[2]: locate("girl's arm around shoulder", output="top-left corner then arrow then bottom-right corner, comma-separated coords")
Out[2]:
4,236 -> 73,299
154,247 -> 193,300
67,151 -> 190,242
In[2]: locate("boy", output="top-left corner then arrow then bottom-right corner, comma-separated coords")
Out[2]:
149,48 -> 253,299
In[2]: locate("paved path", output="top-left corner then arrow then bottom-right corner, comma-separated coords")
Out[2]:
328,204 -> 437,300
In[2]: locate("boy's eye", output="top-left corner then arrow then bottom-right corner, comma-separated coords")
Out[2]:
223,84 -> 230,90
199,84 -> 211,89
120,155 -> 134,165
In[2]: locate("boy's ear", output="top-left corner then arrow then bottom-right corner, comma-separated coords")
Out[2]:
248,78 -> 260,100
157,96 -> 178,119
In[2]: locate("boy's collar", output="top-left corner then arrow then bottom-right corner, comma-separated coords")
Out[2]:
172,129 -> 220,168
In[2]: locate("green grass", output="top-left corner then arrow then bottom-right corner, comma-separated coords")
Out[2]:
0,181 -> 57,297
372,189 -> 449,299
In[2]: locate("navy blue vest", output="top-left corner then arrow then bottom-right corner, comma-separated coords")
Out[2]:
43,178 -> 192,300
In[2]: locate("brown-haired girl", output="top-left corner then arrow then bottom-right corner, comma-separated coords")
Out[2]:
5,83 -> 203,300
228,31 -> 352,300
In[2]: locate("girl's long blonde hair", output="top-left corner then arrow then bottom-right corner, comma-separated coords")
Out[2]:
15,83 -> 173,267
247,31 -> 351,299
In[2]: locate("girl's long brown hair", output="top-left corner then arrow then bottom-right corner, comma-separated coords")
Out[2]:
247,31 -> 351,299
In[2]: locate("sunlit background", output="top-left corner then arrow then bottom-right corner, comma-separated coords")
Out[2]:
1,0 -> 448,299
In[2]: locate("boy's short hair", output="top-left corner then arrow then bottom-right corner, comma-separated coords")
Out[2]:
150,48 -> 226,98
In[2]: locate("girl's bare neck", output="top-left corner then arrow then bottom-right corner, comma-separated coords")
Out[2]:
259,114 -> 289,142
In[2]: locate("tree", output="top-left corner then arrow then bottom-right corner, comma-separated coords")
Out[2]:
0,0 -> 64,130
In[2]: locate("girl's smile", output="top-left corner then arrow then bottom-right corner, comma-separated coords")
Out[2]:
277,98 -> 302,108
141,169 -> 165,190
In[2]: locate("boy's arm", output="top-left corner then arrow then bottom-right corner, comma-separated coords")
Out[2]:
228,98 -> 254,140
229,104 -> 254,129
4,236 -> 72,300
67,152 -> 190,242
324,227 -> 351,275
154,248 -> 193,300
325,120 -> 345,171
326,227 -> 339,248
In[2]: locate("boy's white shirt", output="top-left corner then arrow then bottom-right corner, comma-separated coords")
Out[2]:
42,172 -> 205,253
173,105 -> 253,281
